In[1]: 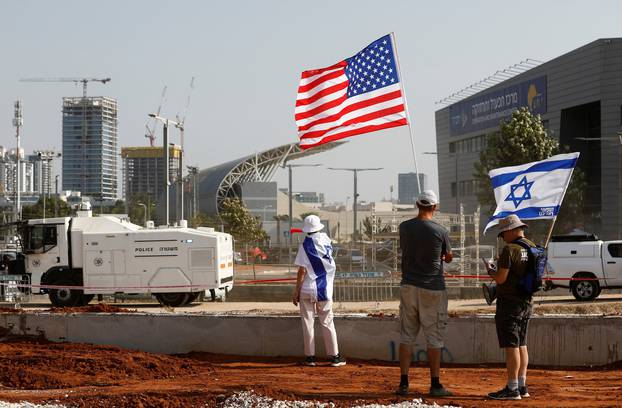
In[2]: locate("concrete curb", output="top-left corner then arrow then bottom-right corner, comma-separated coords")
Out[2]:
0,313 -> 619,367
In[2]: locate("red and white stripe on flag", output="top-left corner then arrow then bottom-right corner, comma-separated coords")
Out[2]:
295,34 -> 408,149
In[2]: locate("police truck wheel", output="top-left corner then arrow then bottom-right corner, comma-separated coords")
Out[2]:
49,280 -> 82,307
155,293 -> 190,307
571,280 -> 599,301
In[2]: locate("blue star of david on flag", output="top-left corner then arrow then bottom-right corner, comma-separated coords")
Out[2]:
504,176 -> 534,208
483,152 -> 580,234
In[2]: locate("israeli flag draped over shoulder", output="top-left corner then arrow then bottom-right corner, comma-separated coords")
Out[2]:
483,152 -> 580,234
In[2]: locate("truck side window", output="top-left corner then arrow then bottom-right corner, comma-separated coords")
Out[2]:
608,244 -> 622,258
29,226 -> 44,252
43,226 -> 57,251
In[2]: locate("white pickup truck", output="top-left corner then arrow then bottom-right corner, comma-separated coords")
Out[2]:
546,234 -> 622,301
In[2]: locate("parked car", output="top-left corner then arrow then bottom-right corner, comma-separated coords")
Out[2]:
546,234 -> 622,301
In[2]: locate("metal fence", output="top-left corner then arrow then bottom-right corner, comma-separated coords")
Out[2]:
0,274 -> 30,303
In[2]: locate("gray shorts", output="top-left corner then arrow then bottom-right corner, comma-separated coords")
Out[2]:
399,285 -> 448,348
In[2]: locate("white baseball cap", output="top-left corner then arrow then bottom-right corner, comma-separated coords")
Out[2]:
302,214 -> 325,233
416,190 -> 438,207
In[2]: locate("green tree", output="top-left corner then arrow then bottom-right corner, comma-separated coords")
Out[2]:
21,196 -> 72,220
219,198 -> 268,244
474,107 -> 587,241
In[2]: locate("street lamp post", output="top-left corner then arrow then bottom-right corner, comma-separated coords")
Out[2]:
148,113 -> 180,226
282,163 -> 322,265
328,167 -> 382,241
55,175 -> 59,217
345,196 -> 350,241
12,101 -> 23,221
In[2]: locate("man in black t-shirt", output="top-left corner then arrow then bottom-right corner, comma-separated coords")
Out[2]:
396,190 -> 453,398
486,214 -> 534,401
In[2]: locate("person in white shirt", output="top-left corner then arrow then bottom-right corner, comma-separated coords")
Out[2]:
292,215 -> 345,367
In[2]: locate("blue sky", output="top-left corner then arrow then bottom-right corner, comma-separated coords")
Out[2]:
1,0 -> 621,204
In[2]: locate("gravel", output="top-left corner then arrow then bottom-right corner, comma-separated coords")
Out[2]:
0,392 -> 461,408
218,391 -> 461,408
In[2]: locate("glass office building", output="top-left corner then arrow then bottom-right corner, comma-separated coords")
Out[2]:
62,97 -> 118,201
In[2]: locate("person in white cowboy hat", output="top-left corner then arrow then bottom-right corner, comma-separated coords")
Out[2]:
396,190 -> 453,397
486,214 -> 534,400
292,214 -> 345,367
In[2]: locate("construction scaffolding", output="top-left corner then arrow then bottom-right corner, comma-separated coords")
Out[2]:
369,203 -> 494,284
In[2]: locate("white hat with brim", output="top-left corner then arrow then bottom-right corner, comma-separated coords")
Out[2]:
302,215 -> 324,233
497,214 -> 528,237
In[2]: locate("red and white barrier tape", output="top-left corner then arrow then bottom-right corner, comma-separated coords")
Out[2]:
0,274 -> 601,292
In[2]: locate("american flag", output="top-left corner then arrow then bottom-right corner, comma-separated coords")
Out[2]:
295,34 -> 408,149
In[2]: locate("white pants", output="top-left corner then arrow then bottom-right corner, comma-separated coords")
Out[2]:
299,292 -> 339,357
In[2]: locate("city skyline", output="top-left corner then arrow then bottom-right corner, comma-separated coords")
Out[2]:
1,1 -> 621,205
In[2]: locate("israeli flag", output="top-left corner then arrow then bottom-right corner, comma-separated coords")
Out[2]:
484,152 -> 580,234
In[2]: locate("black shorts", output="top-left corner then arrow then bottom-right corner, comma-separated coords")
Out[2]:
495,297 -> 532,348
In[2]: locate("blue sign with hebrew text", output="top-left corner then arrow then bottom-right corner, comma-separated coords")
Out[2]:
449,76 -> 547,137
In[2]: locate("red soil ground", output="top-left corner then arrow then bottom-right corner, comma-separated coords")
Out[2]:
0,338 -> 619,407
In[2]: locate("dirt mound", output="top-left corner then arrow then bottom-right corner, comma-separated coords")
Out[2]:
0,342 -> 618,407
0,339 -> 205,390
46,303 -> 137,314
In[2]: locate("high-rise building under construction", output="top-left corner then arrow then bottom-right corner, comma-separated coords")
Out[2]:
62,97 -> 118,201
121,145 -> 181,206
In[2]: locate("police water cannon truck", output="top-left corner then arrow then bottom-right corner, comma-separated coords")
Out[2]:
16,203 -> 234,307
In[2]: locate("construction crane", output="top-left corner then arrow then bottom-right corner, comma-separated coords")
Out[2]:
19,77 -> 111,98
145,85 -> 167,147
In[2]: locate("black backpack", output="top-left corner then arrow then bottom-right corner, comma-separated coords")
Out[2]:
513,239 -> 547,295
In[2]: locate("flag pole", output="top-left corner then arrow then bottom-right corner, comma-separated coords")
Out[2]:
390,32 -> 421,194
544,165 -> 577,248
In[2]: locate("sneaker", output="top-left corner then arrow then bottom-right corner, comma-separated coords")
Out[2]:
395,383 -> 409,396
488,386 -> 521,400
519,385 -> 530,398
482,282 -> 497,306
303,356 -> 316,366
330,354 -> 346,367
429,386 -> 453,397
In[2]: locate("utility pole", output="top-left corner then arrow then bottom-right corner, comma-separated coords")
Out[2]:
149,114 -> 180,226
55,175 -> 59,217
174,77 -> 195,222
282,163 -> 322,264
328,167 -> 382,241
12,101 -> 23,221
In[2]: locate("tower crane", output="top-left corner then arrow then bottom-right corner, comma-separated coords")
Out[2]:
19,77 -> 111,97
145,85 -> 168,147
